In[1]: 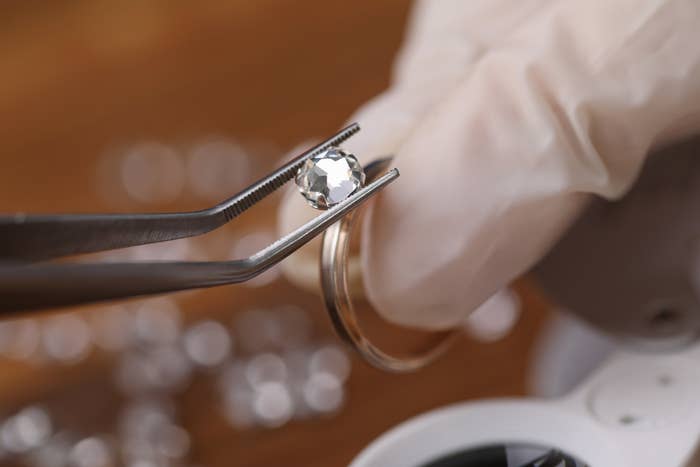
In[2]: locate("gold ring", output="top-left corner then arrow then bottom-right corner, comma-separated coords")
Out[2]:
320,157 -> 458,372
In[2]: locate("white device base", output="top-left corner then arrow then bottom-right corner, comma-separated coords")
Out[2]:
351,343 -> 700,467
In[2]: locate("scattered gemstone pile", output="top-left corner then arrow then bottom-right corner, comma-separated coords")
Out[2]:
0,301 -> 351,467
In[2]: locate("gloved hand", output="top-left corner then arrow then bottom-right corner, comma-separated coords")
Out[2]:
279,0 -> 700,330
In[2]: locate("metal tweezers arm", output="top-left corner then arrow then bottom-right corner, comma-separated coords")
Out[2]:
0,124 -> 360,262
0,169 -> 399,313
0,122 -> 401,314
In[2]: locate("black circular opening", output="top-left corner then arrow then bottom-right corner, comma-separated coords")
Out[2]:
650,307 -> 681,326
647,304 -> 685,335
418,443 -> 589,467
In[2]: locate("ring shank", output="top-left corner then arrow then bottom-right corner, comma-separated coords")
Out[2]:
320,158 -> 457,372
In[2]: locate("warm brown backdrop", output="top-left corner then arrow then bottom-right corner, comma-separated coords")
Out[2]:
0,2 -> 550,466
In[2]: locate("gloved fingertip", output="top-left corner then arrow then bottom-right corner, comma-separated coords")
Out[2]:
463,288 -> 521,342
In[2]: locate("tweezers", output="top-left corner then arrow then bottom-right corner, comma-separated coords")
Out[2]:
0,123 -> 399,314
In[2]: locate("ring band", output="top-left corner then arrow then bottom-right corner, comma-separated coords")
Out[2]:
320,157 -> 457,372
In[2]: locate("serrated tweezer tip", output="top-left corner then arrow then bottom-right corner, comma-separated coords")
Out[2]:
221,123 -> 361,220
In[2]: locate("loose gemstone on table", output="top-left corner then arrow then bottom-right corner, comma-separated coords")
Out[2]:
295,147 -> 365,209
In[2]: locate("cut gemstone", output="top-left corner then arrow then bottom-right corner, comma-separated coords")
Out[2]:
295,147 -> 365,209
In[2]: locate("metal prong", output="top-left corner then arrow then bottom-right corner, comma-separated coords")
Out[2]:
0,168 -> 399,313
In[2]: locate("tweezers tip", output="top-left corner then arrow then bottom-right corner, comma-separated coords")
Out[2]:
250,167 -> 397,268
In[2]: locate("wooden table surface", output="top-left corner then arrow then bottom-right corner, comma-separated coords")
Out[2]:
0,2 -> 552,466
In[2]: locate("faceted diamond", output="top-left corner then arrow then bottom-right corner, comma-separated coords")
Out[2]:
295,147 -> 365,209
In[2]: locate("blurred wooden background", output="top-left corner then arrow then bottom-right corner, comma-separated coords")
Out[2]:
0,2 -> 551,466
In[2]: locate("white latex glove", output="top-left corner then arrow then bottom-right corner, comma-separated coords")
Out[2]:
279,0 -> 700,330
